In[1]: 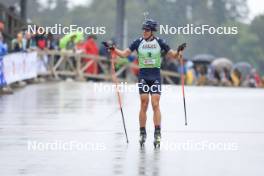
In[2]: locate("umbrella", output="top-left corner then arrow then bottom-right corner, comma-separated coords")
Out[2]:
191,54 -> 216,64
233,62 -> 252,80
211,57 -> 233,72
186,60 -> 194,69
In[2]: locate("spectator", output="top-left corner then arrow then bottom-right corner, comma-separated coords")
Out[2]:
99,42 -> 108,57
0,21 -> 4,38
11,32 -> 25,52
81,35 -> 99,74
34,27 -> 47,50
248,69 -> 261,87
0,34 -> 8,56
220,68 -> 232,86
46,33 -> 57,50
231,68 -> 241,86
58,32 -> 83,73
24,32 -> 35,51
67,35 -> 77,50
59,32 -> 83,51
186,60 -> 196,85
197,65 -> 208,86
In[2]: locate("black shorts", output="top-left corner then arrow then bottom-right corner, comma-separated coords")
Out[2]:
138,78 -> 161,95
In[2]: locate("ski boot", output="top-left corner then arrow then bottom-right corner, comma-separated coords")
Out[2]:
139,128 -> 147,148
153,131 -> 161,149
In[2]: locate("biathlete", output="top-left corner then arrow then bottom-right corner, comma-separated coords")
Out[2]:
104,19 -> 186,148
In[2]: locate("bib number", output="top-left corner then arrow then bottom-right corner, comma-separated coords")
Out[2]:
143,59 -> 156,65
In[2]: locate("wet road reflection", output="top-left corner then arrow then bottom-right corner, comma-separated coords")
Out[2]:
138,147 -> 160,176
0,82 -> 264,176
113,132 -> 126,175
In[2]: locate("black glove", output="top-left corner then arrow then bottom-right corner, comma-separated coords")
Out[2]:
177,43 -> 187,52
102,41 -> 115,50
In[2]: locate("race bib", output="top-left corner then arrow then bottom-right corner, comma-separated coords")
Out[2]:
143,59 -> 156,65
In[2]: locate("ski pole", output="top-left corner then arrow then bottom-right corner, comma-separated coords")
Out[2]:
108,48 -> 129,143
179,53 -> 188,126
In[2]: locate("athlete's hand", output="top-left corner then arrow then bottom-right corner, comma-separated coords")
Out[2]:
177,43 -> 187,52
102,41 -> 115,52
177,51 -> 184,62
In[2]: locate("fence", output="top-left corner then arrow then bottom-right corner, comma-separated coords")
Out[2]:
0,50 -> 180,88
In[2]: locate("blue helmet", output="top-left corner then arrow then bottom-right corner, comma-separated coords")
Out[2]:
142,19 -> 158,31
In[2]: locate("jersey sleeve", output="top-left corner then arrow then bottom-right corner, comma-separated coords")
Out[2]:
128,38 -> 142,52
157,38 -> 171,54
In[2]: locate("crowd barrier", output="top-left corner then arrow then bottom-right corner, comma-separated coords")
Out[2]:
0,50 -> 181,89
0,52 -> 48,87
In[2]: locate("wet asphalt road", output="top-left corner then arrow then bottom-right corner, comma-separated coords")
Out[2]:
0,82 -> 264,176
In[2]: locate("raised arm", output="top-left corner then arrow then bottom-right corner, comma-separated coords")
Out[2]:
167,43 -> 187,60
114,48 -> 132,58
167,49 -> 180,59
102,41 -> 132,58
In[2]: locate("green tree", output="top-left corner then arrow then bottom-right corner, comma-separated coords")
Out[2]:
251,14 -> 264,50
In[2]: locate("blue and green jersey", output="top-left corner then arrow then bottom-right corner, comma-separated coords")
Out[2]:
129,37 -> 171,80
